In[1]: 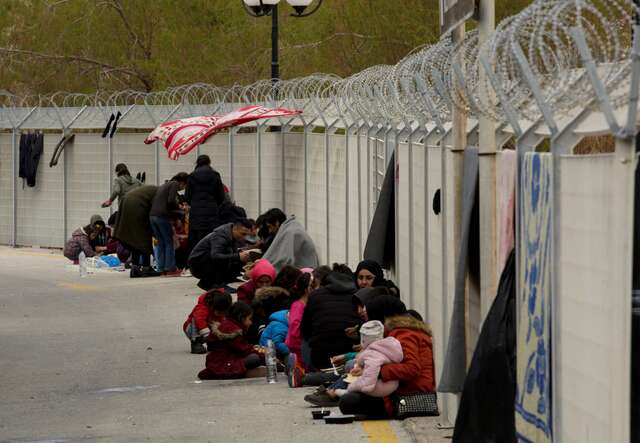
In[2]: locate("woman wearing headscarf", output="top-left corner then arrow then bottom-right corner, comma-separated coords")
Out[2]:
354,259 -> 400,297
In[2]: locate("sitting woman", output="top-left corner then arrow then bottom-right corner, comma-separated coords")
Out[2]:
339,295 -> 435,419
354,260 -> 401,298
237,259 -> 276,305
198,302 -> 265,380
63,215 -> 108,263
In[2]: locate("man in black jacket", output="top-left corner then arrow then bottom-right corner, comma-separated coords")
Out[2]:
185,155 -> 226,253
187,219 -> 254,290
301,271 -> 361,370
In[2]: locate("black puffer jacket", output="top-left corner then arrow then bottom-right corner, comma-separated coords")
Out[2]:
185,165 -> 225,230
301,272 -> 360,369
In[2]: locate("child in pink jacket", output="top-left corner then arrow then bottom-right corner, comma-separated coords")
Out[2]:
346,320 -> 403,397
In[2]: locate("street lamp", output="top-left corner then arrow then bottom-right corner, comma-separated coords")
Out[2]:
242,0 -> 324,82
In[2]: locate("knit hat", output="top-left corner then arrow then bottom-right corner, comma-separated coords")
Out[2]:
360,320 -> 385,349
251,259 -> 276,284
90,214 -> 105,227
353,286 -> 392,307
365,295 -> 407,323
354,260 -> 384,286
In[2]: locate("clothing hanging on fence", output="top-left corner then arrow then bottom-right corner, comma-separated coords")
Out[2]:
515,152 -> 552,442
101,111 -> 121,138
49,133 -> 75,167
496,149 -> 516,279
363,151 -> 395,270
18,132 -> 44,187
453,249 -> 516,443
438,146 -> 480,393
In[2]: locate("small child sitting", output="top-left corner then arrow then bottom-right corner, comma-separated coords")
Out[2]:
345,320 -> 403,397
329,320 -> 403,398
198,302 -> 266,380
183,289 -> 231,354
259,309 -> 289,359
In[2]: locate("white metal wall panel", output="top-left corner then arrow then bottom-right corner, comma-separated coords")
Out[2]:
228,133 -> 259,218
65,134 -> 110,239
158,142 -> 193,185
0,134 -> 13,244
283,132 -> 305,223
306,133 -> 327,263
556,154 -> 630,443
260,132 -> 284,213
112,133 -> 156,189
397,142 -> 412,305
16,134 -> 63,248
410,143 -> 427,319
347,134 -> 363,269
328,134 -> 347,265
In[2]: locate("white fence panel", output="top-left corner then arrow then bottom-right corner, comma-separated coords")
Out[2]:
0,134 -> 13,244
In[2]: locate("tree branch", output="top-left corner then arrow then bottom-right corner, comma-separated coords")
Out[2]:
0,47 -> 153,91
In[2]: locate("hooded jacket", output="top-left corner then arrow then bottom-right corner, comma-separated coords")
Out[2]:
301,272 -> 360,369
182,290 -> 224,337
109,174 -> 142,207
198,318 -> 258,380
258,309 -> 290,355
348,336 -> 403,397
185,165 -> 225,230
237,259 -> 277,305
63,227 -> 96,261
262,216 -> 319,272
380,315 -> 436,416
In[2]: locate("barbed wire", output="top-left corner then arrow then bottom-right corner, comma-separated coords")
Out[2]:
0,0 -> 638,130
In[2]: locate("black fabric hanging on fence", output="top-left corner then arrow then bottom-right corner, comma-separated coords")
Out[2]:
18,133 -> 44,187
438,146 -> 480,393
452,249 -> 517,443
363,151 -> 395,270
49,133 -> 75,167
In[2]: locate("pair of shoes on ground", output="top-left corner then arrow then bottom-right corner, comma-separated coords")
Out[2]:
304,385 -> 339,407
287,354 -> 304,388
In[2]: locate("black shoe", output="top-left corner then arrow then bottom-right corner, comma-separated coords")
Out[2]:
130,265 -> 142,278
191,341 -> 207,354
304,391 -> 339,407
141,266 -> 161,277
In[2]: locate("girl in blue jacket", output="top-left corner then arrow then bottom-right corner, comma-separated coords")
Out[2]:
259,309 -> 289,359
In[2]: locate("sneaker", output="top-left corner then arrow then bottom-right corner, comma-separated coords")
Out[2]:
130,265 -> 142,278
180,269 -> 192,277
303,391 -> 339,407
190,341 -> 207,354
289,365 -> 304,388
141,266 -> 161,277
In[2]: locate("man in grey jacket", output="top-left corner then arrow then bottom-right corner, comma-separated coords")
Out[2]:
188,218 -> 255,290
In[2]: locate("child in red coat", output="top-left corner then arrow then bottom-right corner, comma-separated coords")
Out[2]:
183,289 -> 232,354
198,302 -> 266,380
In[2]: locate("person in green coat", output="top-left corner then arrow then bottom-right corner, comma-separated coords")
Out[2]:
113,184 -> 159,278
101,163 -> 142,209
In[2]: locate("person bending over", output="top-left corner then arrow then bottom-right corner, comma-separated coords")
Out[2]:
188,218 -> 255,290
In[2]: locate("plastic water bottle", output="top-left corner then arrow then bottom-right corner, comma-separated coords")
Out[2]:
265,339 -> 278,384
78,252 -> 88,278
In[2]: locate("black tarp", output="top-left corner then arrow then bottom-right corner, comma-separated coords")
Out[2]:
363,151 -> 395,270
452,249 -> 517,443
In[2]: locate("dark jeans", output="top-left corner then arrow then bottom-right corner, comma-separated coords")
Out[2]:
339,392 -> 387,418
150,215 -> 175,272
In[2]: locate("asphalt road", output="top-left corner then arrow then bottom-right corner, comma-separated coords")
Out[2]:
0,247 -> 449,443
